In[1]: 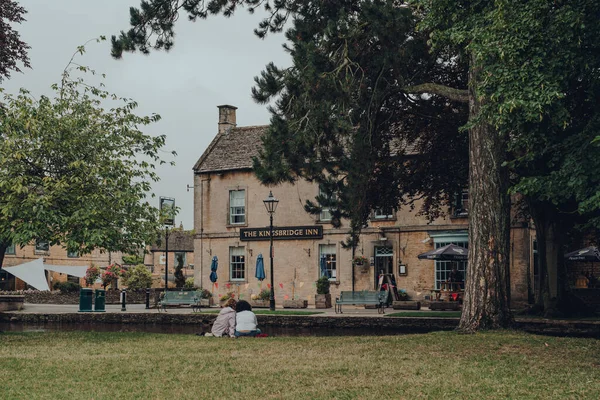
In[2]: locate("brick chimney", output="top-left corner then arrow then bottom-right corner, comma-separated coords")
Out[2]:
218,105 -> 237,134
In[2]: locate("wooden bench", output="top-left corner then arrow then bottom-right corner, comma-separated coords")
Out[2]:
157,291 -> 201,313
335,290 -> 388,314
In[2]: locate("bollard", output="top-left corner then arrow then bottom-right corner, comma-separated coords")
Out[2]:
120,289 -> 126,312
145,288 -> 150,309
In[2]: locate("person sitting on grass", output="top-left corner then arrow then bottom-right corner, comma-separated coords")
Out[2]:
235,300 -> 261,337
205,298 -> 237,337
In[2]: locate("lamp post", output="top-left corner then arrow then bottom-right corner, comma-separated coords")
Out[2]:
263,191 -> 279,311
160,197 -> 176,296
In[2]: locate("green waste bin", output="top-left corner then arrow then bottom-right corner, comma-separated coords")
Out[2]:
94,289 -> 106,312
79,288 -> 93,312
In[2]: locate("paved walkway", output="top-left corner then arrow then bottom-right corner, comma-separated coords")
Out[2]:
16,303 -> 430,317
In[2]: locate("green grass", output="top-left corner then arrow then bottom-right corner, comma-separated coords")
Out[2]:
386,311 -> 461,318
1,330 -> 598,399
197,310 -> 324,315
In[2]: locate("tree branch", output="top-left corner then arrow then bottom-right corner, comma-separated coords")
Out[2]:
404,83 -> 469,103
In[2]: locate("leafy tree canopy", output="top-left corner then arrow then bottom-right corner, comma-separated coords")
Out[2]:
0,39 -> 175,267
0,0 -> 30,82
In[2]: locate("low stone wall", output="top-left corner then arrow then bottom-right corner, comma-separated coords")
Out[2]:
0,289 -> 163,305
0,295 -> 24,311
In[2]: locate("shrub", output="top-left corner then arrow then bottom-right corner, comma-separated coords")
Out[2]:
316,276 -> 330,295
220,291 -> 235,301
123,264 -> 152,290
200,288 -> 212,299
53,281 -> 80,294
257,289 -> 271,300
101,263 -> 126,289
84,265 -> 100,287
184,278 -> 196,289
398,289 -> 409,301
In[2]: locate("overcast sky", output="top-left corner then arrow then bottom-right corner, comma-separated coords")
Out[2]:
2,0 -> 291,229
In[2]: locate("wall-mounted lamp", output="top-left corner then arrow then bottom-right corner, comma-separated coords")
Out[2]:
303,248 -> 311,257
421,236 -> 431,244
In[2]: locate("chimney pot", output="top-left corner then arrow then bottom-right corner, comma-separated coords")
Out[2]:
218,105 -> 237,134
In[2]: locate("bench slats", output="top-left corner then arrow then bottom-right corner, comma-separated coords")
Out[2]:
158,291 -> 201,312
335,291 -> 387,314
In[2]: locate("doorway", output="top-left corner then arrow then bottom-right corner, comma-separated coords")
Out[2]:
374,246 -> 393,289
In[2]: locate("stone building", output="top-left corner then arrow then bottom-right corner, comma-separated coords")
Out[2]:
0,242 -> 123,291
146,229 -> 195,288
192,105 -> 536,307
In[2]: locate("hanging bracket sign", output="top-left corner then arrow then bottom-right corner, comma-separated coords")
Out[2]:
240,226 -> 323,241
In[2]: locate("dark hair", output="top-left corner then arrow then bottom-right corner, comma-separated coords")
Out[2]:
235,300 -> 252,312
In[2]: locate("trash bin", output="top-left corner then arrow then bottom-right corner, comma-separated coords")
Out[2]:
94,289 -> 106,312
79,288 -> 93,312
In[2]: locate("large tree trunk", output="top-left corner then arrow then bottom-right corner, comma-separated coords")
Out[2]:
459,59 -> 512,332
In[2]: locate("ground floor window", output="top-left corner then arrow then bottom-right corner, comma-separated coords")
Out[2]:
174,252 -> 186,268
434,240 -> 468,290
229,247 -> 245,281
319,244 -> 337,280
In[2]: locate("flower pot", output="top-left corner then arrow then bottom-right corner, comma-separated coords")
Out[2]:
250,299 -> 270,308
315,293 -> 332,309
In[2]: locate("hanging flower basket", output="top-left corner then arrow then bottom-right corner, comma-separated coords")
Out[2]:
353,256 -> 368,266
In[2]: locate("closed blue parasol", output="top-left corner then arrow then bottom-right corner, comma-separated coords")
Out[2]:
255,253 -> 266,281
209,256 -> 218,283
320,255 -> 330,278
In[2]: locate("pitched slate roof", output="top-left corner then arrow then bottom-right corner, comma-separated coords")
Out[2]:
193,125 -> 268,173
151,230 -> 194,252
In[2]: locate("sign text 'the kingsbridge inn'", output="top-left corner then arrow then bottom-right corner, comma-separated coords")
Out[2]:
240,226 -> 323,241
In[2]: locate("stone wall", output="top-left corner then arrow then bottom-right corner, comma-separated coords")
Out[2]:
0,289 -> 163,305
1,311 -> 598,337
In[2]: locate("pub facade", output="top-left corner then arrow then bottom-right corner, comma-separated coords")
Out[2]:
193,105 -> 535,306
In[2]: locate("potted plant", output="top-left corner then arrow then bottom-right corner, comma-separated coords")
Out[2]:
315,276 -> 332,308
219,291 -> 235,307
199,288 -> 213,307
392,289 -> 421,310
250,289 -> 271,308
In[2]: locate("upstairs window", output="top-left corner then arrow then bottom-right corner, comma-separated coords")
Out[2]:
453,189 -> 469,217
5,243 -> 15,255
374,208 -> 394,220
319,187 -> 334,222
229,190 -> 246,225
35,240 -> 49,253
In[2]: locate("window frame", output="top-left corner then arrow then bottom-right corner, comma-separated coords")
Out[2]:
373,208 -> 395,220
229,246 -> 246,282
228,189 -> 247,226
433,239 -> 468,290
319,244 -> 337,281
35,240 -> 50,254
67,250 -> 79,258
318,187 -> 334,222
4,243 -> 15,255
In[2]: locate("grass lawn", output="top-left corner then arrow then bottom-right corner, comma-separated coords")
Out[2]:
198,310 -> 324,315
1,331 -> 598,399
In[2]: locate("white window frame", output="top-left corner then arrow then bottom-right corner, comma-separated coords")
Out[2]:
319,187 -> 333,222
5,243 -> 15,255
432,234 -> 468,290
35,240 -> 50,253
229,189 -> 246,225
67,250 -> 79,258
229,246 -> 246,281
374,208 -> 394,220
319,244 -> 337,281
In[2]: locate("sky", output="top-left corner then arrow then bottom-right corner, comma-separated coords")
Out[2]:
2,0 -> 291,229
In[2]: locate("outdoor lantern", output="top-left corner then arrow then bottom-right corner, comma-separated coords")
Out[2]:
263,191 -> 279,214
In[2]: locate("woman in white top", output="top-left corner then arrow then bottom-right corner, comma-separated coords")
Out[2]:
235,300 -> 261,337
